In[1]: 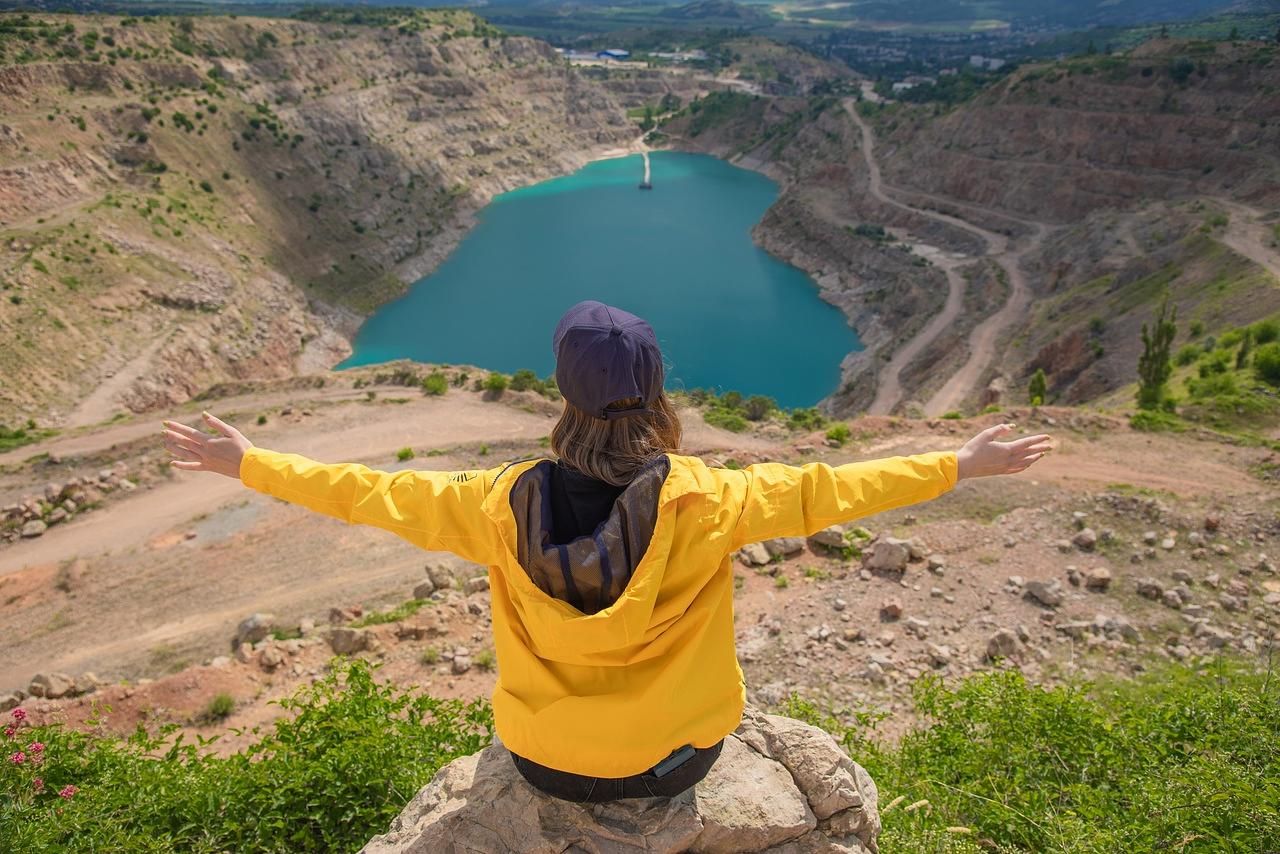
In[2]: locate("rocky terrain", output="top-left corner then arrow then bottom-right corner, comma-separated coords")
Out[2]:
2,368 -> 1275,767
0,11 -> 634,423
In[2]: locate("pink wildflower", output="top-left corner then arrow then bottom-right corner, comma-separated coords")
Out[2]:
9,751 -> 25,765
58,785 -> 78,799
3,726 -> 13,739
33,778 -> 44,794
27,742 -> 44,753
11,708 -> 26,722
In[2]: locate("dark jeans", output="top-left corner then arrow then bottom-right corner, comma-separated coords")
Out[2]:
511,740 -> 724,803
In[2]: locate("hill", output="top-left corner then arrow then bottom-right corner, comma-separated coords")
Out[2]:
0,10 -> 632,424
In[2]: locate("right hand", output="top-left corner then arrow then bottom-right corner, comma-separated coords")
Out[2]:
162,412 -> 253,479
956,423 -> 1052,480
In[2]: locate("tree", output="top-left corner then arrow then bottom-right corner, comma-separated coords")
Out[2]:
1028,369 -> 1047,406
1235,328 -> 1253,370
1137,299 -> 1177,410
1229,26 -> 1240,41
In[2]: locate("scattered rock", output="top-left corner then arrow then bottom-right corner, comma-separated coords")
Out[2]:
1024,579 -> 1064,608
1084,566 -> 1112,592
232,613 -> 277,650
362,704 -> 880,854
808,526 -> 847,550
259,645 -> 286,671
926,644 -> 952,667
738,543 -> 772,567
1161,590 -> 1183,610
20,519 -> 47,538
0,694 -> 21,712
1072,528 -> 1097,552
985,629 -> 1022,661
425,562 -> 456,591
864,541 -> 909,573
413,580 -> 436,600
234,642 -> 254,664
1135,578 -> 1163,601
29,672 -> 75,699
1065,566 -> 1082,587
879,599 -> 903,621
763,537 -> 806,559
1160,537 -> 1176,551
463,576 -> 489,595
1204,514 -> 1221,532
328,627 -> 372,655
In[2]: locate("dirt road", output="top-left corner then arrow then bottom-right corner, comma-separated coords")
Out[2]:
846,100 -> 1049,416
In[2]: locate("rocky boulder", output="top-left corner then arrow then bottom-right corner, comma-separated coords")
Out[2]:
361,705 -> 880,854
232,612 -> 276,649
863,541 -> 909,573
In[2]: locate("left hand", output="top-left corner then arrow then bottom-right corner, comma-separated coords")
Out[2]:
162,412 -> 253,479
957,423 -> 1053,480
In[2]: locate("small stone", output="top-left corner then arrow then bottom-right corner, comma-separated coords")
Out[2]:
737,543 -> 771,567
808,525 -> 846,550
926,554 -> 945,572
463,576 -> 489,595
904,617 -> 930,638
1204,573 -> 1221,589
234,642 -> 253,664
299,617 -> 316,635
1136,578 -> 1163,601
926,643 -> 952,666
328,627 -> 371,655
1219,593 -> 1244,613
832,597 -> 847,612
451,655 -> 472,675
1161,589 -> 1183,610
1160,537 -> 1176,551
1203,514 -> 1221,532
1072,511 -> 1088,529
1143,531 -> 1158,546
880,599 -> 903,621
413,579 -> 436,600
1025,579 -> 1064,608
47,508 -> 68,525
986,629 -> 1022,661
1066,566 -> 1082,587
1072,528 -> 1098,552
259,646 -> 286,671
1080,563 -> 1111,591
20,519 -> 47,538
763,537 -> 806,559
1171,569 -> 1194,585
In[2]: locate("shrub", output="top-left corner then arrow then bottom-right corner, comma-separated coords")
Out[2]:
508,369 -> 540,393
1255,342 -> 1280,387
482,373 -> 508,394
1253,319 -> 1279,344
1174,344 -> 1201,366
256,414 -> 267,425
743,395 -> 776,421
1028,367 -> 1047,405
396,447 -> 415,462
704,409 -> 748,433
351,599 -> 430,627
1129,409 -> 1184,432
473,649 -> 496,672
419,646 -> 440,665
825,423 -> 852,446
421,372 -> 447,396
0,660 -> 493,852
941,410 -> 963,420
199,180 -> 213,193
787,407 -> 827,431
1137,298 -> 1177,410
201,692 -> 234,722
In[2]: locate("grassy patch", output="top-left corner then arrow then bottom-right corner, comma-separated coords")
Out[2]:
351,599 -> 431,627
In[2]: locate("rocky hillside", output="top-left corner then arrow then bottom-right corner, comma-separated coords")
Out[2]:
0,11 -> 632,424
873,40 -> 1280,223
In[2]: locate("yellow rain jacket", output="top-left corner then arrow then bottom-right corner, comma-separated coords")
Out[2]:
240,447 -> 957,777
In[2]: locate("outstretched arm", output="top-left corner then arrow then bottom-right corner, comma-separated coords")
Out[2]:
729,422 -> 1052,548
162,412 -> 503,565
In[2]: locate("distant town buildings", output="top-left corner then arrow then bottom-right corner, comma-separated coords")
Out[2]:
596,49 -> 631,61
969,55 -> 1007,71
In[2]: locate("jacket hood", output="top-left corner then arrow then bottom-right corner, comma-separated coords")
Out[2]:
480,455 -> 719,666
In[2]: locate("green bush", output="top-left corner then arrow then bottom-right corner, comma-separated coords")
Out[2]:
704,409 -> 748,433
743,395 -> 776,421
201,692 -> 235,722
788,662 -> 1280,853
421,371 -> 447,396
1129,409 -> 1184,432
508,369 -> 540,393
787,407 -> 828,432
0,660 -> 493,852
351,599 -> 430,627
825,423 -> 852,446
482,373 -> 508,394
1255,342 -> 1280,387
1174,344 -> 1201,366
396,447 -> 415,462
1253,319 -> 1279,345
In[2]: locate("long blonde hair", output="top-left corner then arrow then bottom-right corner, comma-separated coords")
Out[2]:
550,394 -> 683,486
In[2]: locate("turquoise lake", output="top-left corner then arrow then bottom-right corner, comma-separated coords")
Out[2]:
339,151 -> 861,408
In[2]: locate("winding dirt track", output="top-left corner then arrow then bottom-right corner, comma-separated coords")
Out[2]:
846,100 -> 1048,416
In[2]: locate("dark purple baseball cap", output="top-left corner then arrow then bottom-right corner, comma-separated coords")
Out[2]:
552,301 -> 664,420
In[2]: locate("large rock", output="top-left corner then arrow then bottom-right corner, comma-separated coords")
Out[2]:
1024,579 -> 1064,608
328,627 -> 372,655
29,672 -> 75,699
232,612 -> 276,649
863,541 -> 909,573
763,537 -> 806,559
361,705 -> 880,854
737,543 -> 772,567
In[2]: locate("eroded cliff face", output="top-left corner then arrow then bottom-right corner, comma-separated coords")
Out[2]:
874,40 -> 1280,223
0,12 -> 632,423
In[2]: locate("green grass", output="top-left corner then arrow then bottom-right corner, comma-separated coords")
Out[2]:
0,421 -> 56,452
786,659 -> 1280,853
350,599 -> 431,627
0,660 -> 491,852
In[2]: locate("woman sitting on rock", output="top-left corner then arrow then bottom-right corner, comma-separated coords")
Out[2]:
162,300 -> 1051,803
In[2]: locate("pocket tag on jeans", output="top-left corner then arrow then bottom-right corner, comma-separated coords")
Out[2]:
651,744 -> 696,778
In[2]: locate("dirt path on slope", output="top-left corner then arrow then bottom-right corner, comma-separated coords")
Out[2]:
845,100 -> 1050,416
65,337 -> 170,429
0,394 -> 553,575
1214,199 -> 1280,281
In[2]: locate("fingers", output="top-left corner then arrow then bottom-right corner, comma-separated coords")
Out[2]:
202,411 -> 237,439
976,423 -> 1016,442
1006,433 -> 1052,450
170,460 -> 206,471
162,420 -> 206,440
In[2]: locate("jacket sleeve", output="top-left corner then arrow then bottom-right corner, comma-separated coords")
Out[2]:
730,451 -> 958,549
239,447 -> 502,565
